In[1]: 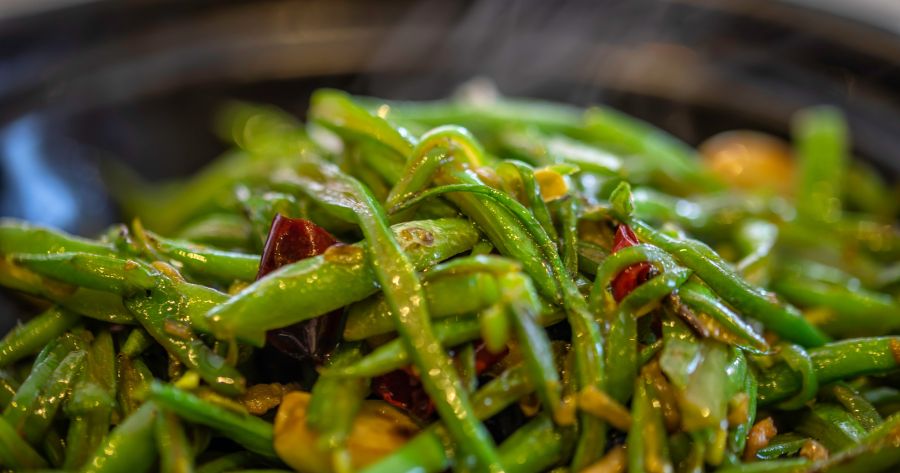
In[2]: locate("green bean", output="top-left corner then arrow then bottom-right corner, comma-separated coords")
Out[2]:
772,274 -> 900,336
343,272 -> 500,341
457,343 -> 478,393
122,327 -> 155,358
808,413 -> 900,473
0,218 -> 115,256
754,433 -> 807,460
144,230 -> 261,283
60,341 -> 116,468
0,415 -> 48,470
157,410 -> 196,473
497,415 -> 570,473
776,343 -> 818,410
196,452 -> 258,473
117,355 -> 153,417
4,337 -> 74,426
149,382 -> 275,458
11,252 -> 160,295
612,183 -> 829,347
206,218 -> 479,346
81,401 -> 158,473
306,344 -> 368,452
0,258 -> 135,324
557,197 -> 579,277
272,159 -> 502,470
795,403 -> 866,451
678,280 -> 768,353
576,240 -> 609,276
0,306 -> 80,367
627,373 -> 673,473
22,349 -> 85,444
501,272 -> 563,421
793,106 -> 847,224
125,278 -> 245,396
480,303 -> 510,353
333,316 -> 479,378
757,337 -> 900,405
727,354 -> 757,462
829,383 -> 883,431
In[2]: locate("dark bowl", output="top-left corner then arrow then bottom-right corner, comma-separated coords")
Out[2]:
2,0 -> 899,330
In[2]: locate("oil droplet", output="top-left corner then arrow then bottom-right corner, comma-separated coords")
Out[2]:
323,244 -> 364,265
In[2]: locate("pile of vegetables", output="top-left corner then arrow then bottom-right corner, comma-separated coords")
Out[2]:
1,85 -> 899,473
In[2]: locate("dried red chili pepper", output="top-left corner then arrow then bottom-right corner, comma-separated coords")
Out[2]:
373,340 -> 507,420
611,224 -> 653,302
258,214 -> 343,363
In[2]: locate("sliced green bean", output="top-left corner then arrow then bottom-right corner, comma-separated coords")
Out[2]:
81,401 -> 158,473
65,356 -> 116,470
627,373 -> 673,473
830,383 -> 883,431
498,415 -> 570,473
0,306 -> 80,367
145,230 -> 261,283
122,327 -> 155,358
678,280 -> 769,353
0,218 -> 115,256
795,403 -> 866,451
4,337 -> 75,426
11,252 -> 159,296
22,349 -> 85,444
343,271 -> 500,341
0,415 -> 48,470
0,258 -> 134,324
117,355 -> 153,417
148,382 -> 276,458
157,410 -> 196,473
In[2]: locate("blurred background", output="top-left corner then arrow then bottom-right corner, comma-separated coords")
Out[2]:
1,0 -> 899,234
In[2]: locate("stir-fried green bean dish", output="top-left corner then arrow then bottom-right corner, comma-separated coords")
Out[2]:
2,88 -> 900,473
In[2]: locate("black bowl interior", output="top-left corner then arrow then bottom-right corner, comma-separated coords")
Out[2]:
2,0 -> 899,330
